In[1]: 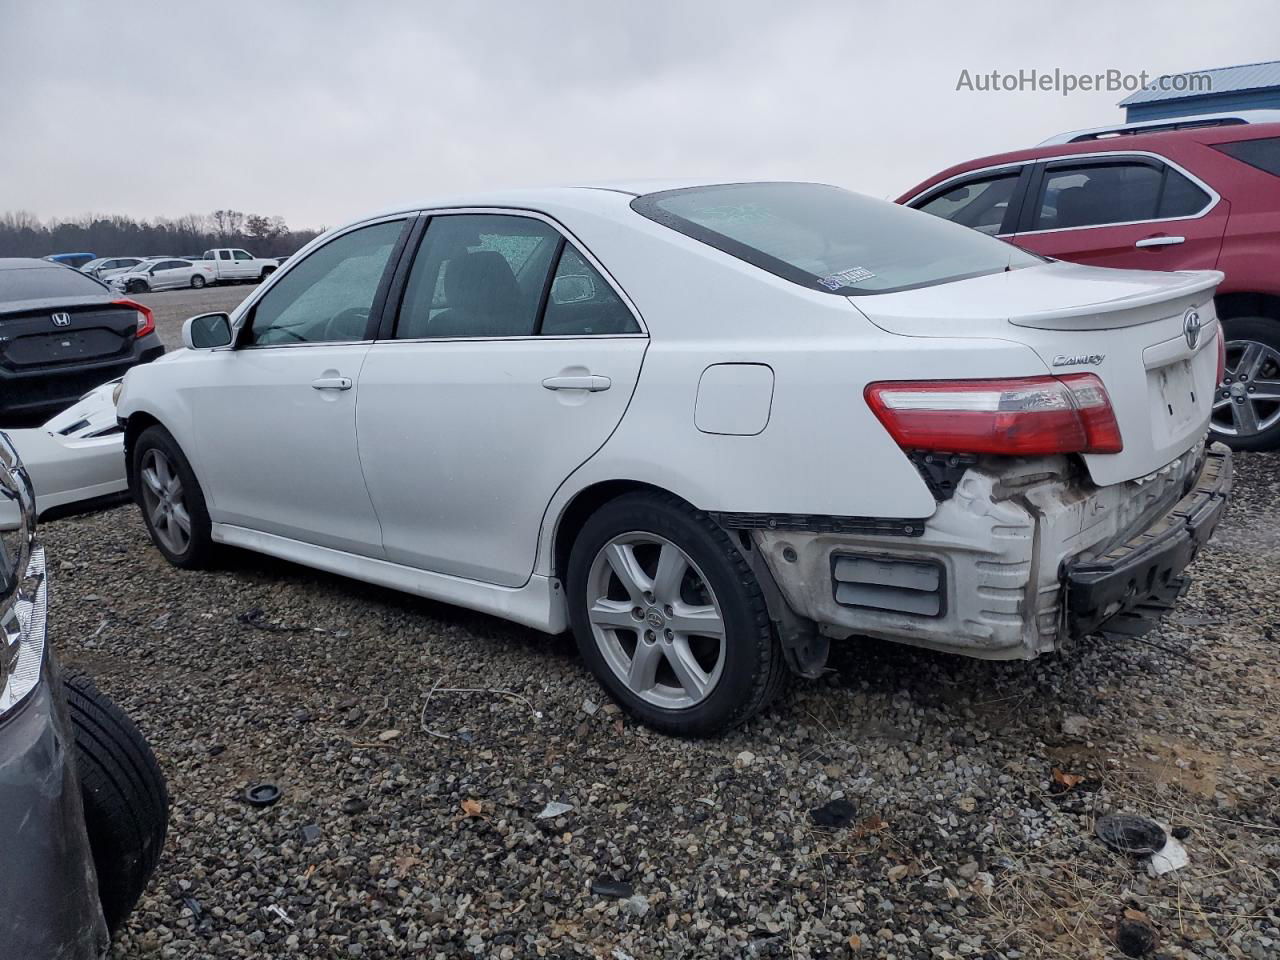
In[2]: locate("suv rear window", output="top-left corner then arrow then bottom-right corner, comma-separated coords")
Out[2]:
1214,136 -> 1280,177
0,265 -> 108,301
631,182 -> 1041,296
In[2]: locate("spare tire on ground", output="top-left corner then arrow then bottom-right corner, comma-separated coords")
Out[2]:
62,671 -> 169,935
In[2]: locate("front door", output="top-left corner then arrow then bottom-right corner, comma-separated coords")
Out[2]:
1011,155 -> 1228,271
187,218 -> 409,555
355,212 -> 647,586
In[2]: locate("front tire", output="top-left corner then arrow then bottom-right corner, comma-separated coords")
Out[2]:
63,671 -> 169,936
132,425 -> 214,568
126,280 -> 148,294
1213,317 -> 1280,451
566,492 -> 786,737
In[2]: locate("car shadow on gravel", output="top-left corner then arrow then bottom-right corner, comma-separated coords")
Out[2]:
212,543 -> 581,663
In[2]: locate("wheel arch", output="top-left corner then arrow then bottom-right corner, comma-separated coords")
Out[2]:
550,479 -> 690,583
122,411 -> 164,495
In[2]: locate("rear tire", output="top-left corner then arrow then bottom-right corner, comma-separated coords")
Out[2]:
190,274 -> 206,289
132,425 -> 214,568
63,671 -> 168,936
567,491 -> 786,737
1213,316 -> 1280,451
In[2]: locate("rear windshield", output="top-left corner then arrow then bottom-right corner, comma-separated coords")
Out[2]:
631,182 -> 1042,296
0,265 -> 108,301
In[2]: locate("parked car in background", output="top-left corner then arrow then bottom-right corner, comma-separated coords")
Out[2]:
0,259 -> 163,424
196,248 -> 278,283
109,258 -> 217,293
899,119 -> 1280,449
0,434 -> 168,958
42,252 -> 95,269
80,257 -> 145,282
118,182 -> 1229,736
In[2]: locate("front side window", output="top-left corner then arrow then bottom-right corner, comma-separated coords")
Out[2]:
632,182 -> 1040,296
915,173 -> 1019,236
1030,160 -> 1208,231
233,250 -> 252,261
396,214 -> 561,339
247,220 -> 404,346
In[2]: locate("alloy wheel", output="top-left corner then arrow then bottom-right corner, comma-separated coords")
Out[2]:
139,448 -> 191,555
1213,339 -> 1280,438
585,532 -> 726,709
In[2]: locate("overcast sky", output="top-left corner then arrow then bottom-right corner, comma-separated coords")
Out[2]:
2,1 -> 1277,229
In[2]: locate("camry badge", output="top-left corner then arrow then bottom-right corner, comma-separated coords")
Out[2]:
1052,353 -> 1105,367
1183,308 -> 1201,349
51,313 -> 71,327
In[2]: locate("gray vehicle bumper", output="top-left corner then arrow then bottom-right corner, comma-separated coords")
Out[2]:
749,442 -> 1230,661
0,598 -> 108,958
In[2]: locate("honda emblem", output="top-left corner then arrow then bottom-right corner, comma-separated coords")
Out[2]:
51,313 -> 71,327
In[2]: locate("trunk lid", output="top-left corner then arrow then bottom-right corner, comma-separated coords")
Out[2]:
0,299 -> 140,372
852,260 -> 1223,486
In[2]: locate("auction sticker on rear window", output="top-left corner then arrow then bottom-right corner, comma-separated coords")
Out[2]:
816,266 -> 877,290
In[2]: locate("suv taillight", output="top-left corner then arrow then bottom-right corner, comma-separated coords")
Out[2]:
865,374 -> 1123,456
113,298 -> 155,338
1216,327 -> 1226,384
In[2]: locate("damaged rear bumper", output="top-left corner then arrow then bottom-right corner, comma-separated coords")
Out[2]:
745,441 -> 1231,661
1064,445 -> 1231,638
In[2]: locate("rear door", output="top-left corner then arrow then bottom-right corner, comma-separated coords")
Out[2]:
151,260 -> 188,290
1012,154 -> 1229,271
355,210 -> 647,586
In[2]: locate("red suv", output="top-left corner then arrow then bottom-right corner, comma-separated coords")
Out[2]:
900,121 -> 1280,449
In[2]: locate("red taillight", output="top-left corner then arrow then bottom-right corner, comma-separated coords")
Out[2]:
1216,327 -> 1226,383
113,298 -> 154,338
865,374 -> 1123,456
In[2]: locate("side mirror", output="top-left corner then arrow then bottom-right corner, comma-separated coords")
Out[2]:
551,273 -> 595,305
182,312 -> 233,350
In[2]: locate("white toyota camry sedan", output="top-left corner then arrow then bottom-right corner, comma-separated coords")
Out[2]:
116,180 -> 1231,735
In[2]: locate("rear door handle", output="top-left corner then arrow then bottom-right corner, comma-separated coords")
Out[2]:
542,375 -> 611,392
311,376 -> 352,391
1135,235 -> 1185,248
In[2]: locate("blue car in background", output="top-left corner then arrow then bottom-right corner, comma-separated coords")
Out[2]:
42,252 -> 96,269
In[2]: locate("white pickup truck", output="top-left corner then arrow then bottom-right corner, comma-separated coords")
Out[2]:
195,248 -> 279,283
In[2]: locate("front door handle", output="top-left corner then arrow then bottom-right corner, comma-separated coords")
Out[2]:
542,375 -> 611,392
1135,235 -> 1186,248
311,376 -> 352,391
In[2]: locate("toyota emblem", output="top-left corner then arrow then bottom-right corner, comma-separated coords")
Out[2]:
1183,308 -> 1202,349
51,312 -> 71,327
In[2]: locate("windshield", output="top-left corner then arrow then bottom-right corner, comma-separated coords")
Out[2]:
0,264 -> 109,300
631,181 -> 1042,296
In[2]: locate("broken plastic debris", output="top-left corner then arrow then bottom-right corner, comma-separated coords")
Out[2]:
243,782 -> 282,808
1147,833 -> 1189,876
590,878 -> 634,899
1095,814 -> 1166,856
809,798 -> 856,829
537,801 -> 573,820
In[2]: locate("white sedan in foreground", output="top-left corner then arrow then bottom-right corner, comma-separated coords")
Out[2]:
116,181 -> 1231,735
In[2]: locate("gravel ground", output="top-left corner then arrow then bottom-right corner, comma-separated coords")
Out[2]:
133,285 -> 254,348
45,451 -> 1279,960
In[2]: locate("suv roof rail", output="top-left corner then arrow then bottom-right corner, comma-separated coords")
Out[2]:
1039,110 -> 1280,146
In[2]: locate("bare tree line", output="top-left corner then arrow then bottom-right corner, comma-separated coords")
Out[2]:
0,210 -> 322,259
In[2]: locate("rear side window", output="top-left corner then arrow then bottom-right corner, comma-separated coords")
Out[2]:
0,265 -> 107,300
1214,136 -> 1280,177
632,182 -> 1040,296
915,173 -> 1020,236
1030,160 -> 1209,230
541,246 -> 639,335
